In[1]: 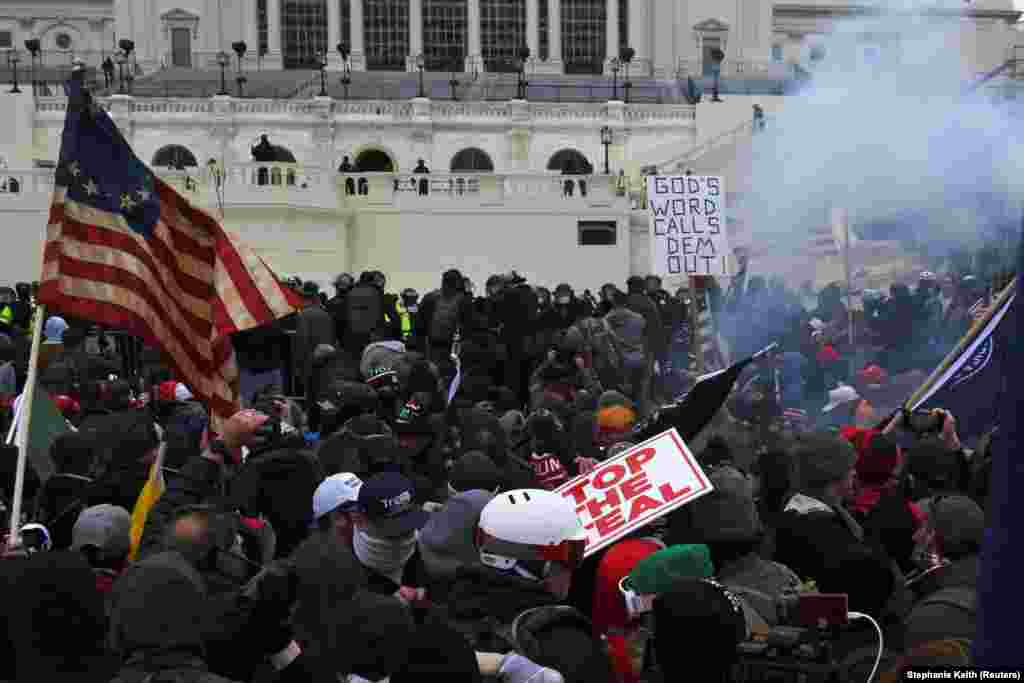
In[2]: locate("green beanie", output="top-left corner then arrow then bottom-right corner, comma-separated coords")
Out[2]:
627,543 -> 714,595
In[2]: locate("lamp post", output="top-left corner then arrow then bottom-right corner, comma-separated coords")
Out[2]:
216,51 -> 230,95
23,40 -> 39,96
7,49 -> 20,94
448,54 -> 460,101
600,125 -> 612,175
515,46 -> 529,100
610,57 -> 620,101
317,50 -> 328,96
232,41 -> 247,97
337,43 -> 351,100
620,47 -> 635,103
416,53 -> 425,98
711,47 -> 724,102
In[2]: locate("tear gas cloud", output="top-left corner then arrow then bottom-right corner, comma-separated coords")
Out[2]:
745,0 -> 1024,269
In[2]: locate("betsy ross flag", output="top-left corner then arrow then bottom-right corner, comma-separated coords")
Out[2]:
38,75 -> 300,423
905,279 -> 1015,442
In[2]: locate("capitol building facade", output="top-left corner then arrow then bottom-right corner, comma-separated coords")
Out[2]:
0,0 -> 1018,293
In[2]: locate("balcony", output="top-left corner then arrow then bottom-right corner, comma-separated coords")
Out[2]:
33,95 -> 696,130
2,165 -> 625,213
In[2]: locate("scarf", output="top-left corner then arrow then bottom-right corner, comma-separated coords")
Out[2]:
353,527 -> 416,584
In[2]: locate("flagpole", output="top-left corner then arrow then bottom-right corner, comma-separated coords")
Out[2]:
7,304 -> 46,544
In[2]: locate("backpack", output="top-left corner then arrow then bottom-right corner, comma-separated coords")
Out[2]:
345,286 -> 383,337
430,293 -> 463,344
602,317 -> 646,371
915,585 -> 976,620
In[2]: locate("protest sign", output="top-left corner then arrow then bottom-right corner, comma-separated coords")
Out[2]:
646,175 -> 730,277
556,429 -> 713,557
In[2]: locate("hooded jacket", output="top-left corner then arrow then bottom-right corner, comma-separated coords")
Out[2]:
903,554 -> 979,650
773,493 -> 895,617
109,552 -> 240,683
418,490 -> 494,587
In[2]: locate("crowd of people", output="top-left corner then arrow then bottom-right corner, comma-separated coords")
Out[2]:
0,262 -> 1006,682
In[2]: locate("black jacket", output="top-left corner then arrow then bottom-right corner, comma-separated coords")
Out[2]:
294,304 -> 336,383
773,493 -> 895,617
233,322 -> 289,373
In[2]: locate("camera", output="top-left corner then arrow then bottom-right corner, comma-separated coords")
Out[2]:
903,408 -> 944,435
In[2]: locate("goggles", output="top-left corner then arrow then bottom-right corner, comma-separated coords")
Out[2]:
619,576 -> 656,619
476,528 -> 586,571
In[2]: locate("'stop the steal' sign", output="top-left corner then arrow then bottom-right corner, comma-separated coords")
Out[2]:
555,429 -> 714,557
647,175 -> 730,277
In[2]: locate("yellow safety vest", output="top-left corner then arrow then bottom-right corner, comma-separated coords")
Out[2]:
396,303 -> 413,339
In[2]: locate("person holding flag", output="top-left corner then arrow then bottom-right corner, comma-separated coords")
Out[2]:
2,64 -> 303,555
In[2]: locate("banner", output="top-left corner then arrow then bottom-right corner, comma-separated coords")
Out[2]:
646,175 -> 730,277
556,429 -> 713,557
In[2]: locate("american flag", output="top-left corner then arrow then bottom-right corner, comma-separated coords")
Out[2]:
38,76 -> 300,422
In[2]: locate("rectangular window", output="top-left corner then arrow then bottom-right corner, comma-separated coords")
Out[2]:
258,0 -> 269,56
771,44 -> 783,62
618,0 -> 627,58
562,0 -> 605,75
578,220 -> 617,246
424,0 -> 467,71
481,0 -> 525,73
282,0 -> 328,69
702,36 -> 721,77
365,0 -> 409,71
341,0 -> 350,53
0,32 -> 11,49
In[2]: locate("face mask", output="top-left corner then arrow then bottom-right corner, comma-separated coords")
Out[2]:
353,526 -> 416,584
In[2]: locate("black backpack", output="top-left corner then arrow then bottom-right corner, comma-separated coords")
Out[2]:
430,293 -> 463,345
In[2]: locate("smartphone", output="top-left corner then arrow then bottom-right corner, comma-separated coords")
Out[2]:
796,593 -> 848,628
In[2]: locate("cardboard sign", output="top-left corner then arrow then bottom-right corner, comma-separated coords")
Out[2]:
556,429 -> 714,557
647,175 -> 730,277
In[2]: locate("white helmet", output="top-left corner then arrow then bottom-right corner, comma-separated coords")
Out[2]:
477,489 -> 587,572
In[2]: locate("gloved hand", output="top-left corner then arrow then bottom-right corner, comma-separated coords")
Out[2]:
498,653 -> 564,683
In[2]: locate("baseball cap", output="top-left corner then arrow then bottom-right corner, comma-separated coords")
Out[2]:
72,504 -> 131,556
357,472 -> 429,537
313,472 -> 364,521
823,385 -> 860,413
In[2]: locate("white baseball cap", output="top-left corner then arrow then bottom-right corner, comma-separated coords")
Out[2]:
822,385 -> 861,414
312,472 -> 364,521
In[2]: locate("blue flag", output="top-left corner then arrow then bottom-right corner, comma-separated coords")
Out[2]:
974,223 -> 1024,668
907,281 -> 1016,443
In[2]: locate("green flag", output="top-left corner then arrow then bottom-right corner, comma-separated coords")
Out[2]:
18,386 -> 68,482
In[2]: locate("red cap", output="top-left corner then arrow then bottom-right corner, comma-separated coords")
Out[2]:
52,395 -> 81,417
858,364 -> 888,387
854,432 -> 902,485
157,380 -> 179,403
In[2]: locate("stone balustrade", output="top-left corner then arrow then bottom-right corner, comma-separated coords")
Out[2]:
0,166 -> 624,211
34,95 -> 695,129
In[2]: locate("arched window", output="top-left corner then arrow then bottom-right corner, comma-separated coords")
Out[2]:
286,169 -> 297,186
450,147 -> 494,172
152,145 -> 198,169
271,167 -> 283,185
547,149 -> 592,175
355,149 -> 395,172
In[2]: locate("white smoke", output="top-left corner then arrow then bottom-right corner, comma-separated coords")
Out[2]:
745,0 -> 1023,274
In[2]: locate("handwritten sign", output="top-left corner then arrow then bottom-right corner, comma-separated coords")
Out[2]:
556,429 -> 714,557
647,175 -> 730,277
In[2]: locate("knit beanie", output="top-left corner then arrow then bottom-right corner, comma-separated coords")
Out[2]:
627,544 -> 714,596
688,467 -> 762,542
791,432 -> 858,492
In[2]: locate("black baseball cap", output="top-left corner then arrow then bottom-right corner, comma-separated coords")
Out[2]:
357,472 -> 429,537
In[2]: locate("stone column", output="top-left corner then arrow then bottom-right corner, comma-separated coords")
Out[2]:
547,0 -> 562,73
246,1 -> 259,66
604,0 -> 618,74
350,0 -> 366,70
526,0 -> 539,65
466,0 -> 481,73
266,0 -> 283,68
628,0 -> 649,76
407,0 -> 423,71
328,0 -> 343,69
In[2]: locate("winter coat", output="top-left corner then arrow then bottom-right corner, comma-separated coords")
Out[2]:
294,305 -> 336,384
903,554 -> 979,650
773,493 -> 895,617
717,553 -> 801,626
